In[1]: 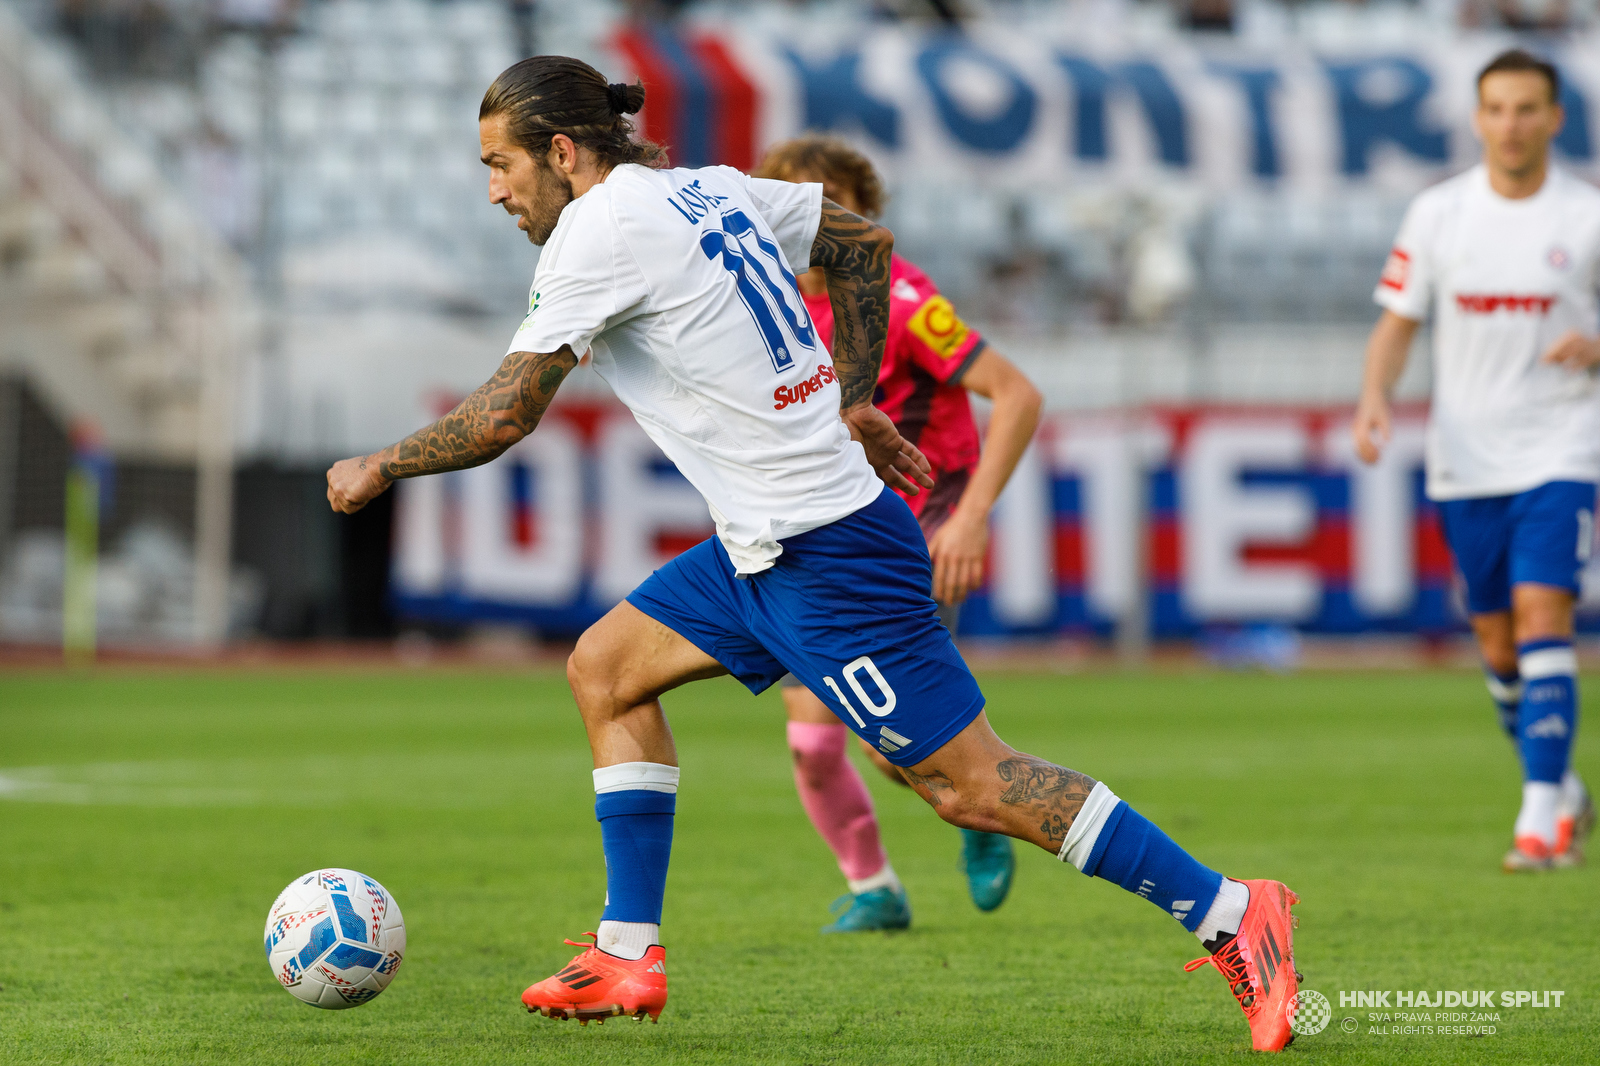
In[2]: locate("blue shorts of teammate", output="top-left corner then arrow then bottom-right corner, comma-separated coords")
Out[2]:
626,487 -> 986,767
1437,480 -> 1596,615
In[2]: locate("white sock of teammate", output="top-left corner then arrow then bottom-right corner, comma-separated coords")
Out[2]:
1194,878 -> 1249,945
1513,781 -> 1561,852
595,921 -> 658,961
1558,769 -> 1589,817
846,862 -> 902,896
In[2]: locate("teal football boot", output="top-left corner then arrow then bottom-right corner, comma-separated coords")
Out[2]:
820,885 -> 911,933
960,829 -> 1015,912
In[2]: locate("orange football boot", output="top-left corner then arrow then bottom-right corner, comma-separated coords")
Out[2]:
521,934 -> 668,1025
1184,879 -> 1302,1052
1503,835 -> 1556,872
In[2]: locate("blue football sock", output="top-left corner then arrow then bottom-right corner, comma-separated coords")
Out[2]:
1059,781 -> 1224,935
1484,667 -> 1521,744
593,763 -> 679,926
1518,640 -> 1578,785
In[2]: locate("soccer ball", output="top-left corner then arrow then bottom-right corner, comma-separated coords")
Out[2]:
264,868 -> 405,1008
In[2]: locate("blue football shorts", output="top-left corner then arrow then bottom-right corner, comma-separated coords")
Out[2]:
626,487 -> 987,767
777,600 -> 960,689
1437,480 -> 1596,615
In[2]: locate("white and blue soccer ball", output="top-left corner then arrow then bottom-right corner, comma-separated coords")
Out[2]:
264,868 -> 405,1009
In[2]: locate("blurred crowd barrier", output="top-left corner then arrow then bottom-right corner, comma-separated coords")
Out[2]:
388,397 -> 1600,641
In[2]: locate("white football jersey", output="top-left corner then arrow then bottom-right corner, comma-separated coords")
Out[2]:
1376,165 -> 1600,500
506,164 -> 882,574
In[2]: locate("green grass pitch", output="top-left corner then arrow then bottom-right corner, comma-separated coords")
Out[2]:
0,666 -> 1594,1065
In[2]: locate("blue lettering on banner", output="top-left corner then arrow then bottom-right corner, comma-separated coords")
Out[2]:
782,48 -> 901,147
1323,58 -> 1449,174
1057,56 -> 1188,167
1208,63 -> 1283,178
639,35 -> 1600,186
916,36 -> 1037,153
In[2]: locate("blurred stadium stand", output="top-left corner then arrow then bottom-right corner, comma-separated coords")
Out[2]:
2,0 -> 1587,648
1,0 -> 247,644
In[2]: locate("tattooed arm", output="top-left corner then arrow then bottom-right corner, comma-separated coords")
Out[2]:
811,198 -> 893,410
326,346 -> 579,514
810,198 -> 933,494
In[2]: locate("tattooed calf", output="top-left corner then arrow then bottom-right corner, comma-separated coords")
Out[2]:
900,766 -> 955,807
996,756 -> 1096,848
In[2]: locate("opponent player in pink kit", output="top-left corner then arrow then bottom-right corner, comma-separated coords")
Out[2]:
757,137 -> 1043,929
1353,50 -> 1595,871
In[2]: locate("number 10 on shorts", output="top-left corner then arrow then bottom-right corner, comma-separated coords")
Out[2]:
822,655 -> 898,728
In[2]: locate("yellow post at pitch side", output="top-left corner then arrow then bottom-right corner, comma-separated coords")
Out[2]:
62,456 -> 100,665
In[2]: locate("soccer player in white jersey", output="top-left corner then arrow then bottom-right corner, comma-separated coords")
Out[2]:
327,56 -> 1303,1050
1353,49 -> 1596,872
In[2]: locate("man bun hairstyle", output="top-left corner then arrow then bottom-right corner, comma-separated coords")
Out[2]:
1477,48 -> 1560,104
754,135 -> 885,219
480,56 -> 667,170
605,81 -> 644,116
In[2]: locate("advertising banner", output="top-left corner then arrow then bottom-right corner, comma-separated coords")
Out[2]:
388,400 -> 1600,638
603,23 -> 1600,193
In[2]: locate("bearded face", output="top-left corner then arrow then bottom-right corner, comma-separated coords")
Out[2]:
480,115 -> 576,248
518,159 -> 575,246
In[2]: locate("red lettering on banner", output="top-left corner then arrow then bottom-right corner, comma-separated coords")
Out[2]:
1149,517 -> 1182,584
1317,518 -> 1352,582
513,503 -> 537,548
1454,293 -> 1556,315
1415,507 -> 1453,581
655,531 -> 708,558
1379,248 -> 1410,291
1053,521 -> 1086,585
1242,518 -> 1350,580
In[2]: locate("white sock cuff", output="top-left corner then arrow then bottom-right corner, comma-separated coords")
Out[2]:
595,920 -> 659,960
593,762 -> 680,795
1520,644 -> 1576,680
846,863 -> 900,896
1058,781 -> 1121,871
1560,769 -> 1589,813
1195,877 -> 1250,943
1515,780 -> 1562,845
1485,673 -> 1522,703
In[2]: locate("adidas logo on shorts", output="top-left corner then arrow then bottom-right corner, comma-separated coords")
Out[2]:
876,725 -> 913,754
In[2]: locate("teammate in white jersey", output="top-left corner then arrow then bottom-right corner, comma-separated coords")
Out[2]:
1353,49 -> 1596,871
326,56 -> 1303,1050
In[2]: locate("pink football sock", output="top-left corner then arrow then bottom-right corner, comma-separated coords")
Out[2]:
786,721 -> 889,884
